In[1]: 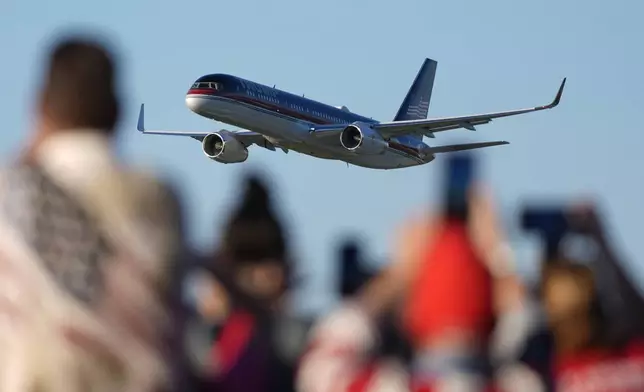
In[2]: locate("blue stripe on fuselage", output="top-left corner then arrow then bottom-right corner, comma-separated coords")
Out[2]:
190,73 -> 424,153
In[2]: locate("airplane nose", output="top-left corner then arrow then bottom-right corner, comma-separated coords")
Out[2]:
185,95 -> 206,113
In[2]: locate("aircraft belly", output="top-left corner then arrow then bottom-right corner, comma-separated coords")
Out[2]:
190,96 -> 422,169
344,151 -> 421,169
206,98 -> 347,158
280,139 -> 421,168
196,96 -> 305,141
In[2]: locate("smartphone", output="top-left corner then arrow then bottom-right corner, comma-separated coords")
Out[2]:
520,206 -> 569,260
339,240 -> 372,297
443,153 -> 475,221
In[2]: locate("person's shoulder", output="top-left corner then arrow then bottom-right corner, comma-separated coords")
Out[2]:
0,165 -> 15,194
0,163 -> 36,188
121,168 -> 183,206
117,168 -> 186,236
0,163 -> 50,237
122,167 -> 175,192
0,163 -> 43,207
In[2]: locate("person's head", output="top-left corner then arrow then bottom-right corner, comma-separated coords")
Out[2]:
540,259 -> 602,352
220,174 -> 291,305
36,33 -> 120,137
542,261 -> 595,325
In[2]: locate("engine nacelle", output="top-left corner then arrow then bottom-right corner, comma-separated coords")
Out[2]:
339,122 -> 388,155
202,131 -> 249,163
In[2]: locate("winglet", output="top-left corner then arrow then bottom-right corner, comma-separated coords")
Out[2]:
543,78 -> 566,109
137,103 -> 145,132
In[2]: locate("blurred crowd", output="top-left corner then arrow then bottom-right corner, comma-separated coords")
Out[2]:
1,32 -> 643,392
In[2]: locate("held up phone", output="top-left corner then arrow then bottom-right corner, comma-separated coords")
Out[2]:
443,153 -> 475,221
338,239 -> 374,297
521,205 -> 605,263
520,207 -> 569,260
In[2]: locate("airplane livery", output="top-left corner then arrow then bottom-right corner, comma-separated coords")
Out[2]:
137,58 -> 566,169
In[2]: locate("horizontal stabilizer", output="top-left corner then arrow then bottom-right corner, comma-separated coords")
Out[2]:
425,140 -> 509,154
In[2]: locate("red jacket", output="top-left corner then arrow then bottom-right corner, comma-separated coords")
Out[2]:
553,340 -> 644,392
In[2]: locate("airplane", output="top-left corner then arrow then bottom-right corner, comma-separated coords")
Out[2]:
137,58 -> 566,170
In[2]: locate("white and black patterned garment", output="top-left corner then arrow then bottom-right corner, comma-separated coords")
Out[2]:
0,163 -> 112,306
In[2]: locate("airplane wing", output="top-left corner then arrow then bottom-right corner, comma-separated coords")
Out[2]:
136,104 -> 275,150
310,78 -> 566,139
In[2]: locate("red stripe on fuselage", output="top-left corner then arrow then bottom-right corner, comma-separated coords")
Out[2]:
186,89 -> 422,159
187,89 -> 326,124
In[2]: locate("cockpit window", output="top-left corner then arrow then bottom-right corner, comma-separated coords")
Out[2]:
192,82 -> 222,90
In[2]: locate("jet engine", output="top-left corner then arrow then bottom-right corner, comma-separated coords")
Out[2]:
339,122 -> 388,155
202,132 -> 249,163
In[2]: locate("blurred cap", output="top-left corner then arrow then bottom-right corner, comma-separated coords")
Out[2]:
221,174 -> 288,266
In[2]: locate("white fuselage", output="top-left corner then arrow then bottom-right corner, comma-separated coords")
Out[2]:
185,94 -> 426,169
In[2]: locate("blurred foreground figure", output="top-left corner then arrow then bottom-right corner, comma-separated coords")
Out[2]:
517,205 -> 644,391
297,186 -> 526,392
0,34 -> 185,391
197,174 -> 305,392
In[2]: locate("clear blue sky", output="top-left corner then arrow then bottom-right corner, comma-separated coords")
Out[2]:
2,0 -> 643,314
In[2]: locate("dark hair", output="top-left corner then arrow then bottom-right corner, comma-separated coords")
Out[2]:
221,174 -> 288,266
377,313 -> 414,365
40,34 -> 120,132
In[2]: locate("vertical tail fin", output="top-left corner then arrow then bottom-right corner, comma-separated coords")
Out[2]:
394,58 -> 437,122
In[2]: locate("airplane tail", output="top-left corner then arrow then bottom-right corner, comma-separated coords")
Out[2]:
394,58 -> 437,123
